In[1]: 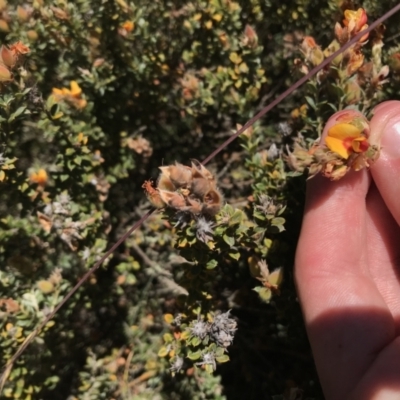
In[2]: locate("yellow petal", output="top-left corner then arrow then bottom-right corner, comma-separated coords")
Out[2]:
69,80 -> 82,96
328,123 -> 361,139
52,88 -> 64,95
325,136 -> 350,159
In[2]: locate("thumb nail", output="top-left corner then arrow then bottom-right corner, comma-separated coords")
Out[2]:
370,101 -> 400,159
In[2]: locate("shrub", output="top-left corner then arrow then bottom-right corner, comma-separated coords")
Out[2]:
1,0 -> 400,399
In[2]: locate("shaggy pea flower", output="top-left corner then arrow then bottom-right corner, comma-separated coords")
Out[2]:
52,81 -> 87,109
286,109 -> 380,181
325,122 -> 369,159
343,8 -> 368,35
335,8 -> 369,44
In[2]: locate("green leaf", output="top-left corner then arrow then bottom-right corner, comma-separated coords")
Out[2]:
187,350 -> 202,360
254,286 -> 272,303
230,210 -> 243,225
8,106 -> 28,122
158,346 -> 169,357
228,252 -> 240,260
206,259 -> 218,270
271,217 -> 285,226
304,96 -> 316,110
216,354 -> 230,363
222,234 -> 235,247
190,336 -> 201,347
205,364 -> 214,373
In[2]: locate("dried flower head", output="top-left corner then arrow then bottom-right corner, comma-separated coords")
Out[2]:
209,311 -> 237,348
143,160 -> 223,217
189,317 -> 210,340
195,217 -> 215,243
196,351 -> 216,371
170,356 -> 184,373
126,136 -> 153,158
243,24 -> 258,49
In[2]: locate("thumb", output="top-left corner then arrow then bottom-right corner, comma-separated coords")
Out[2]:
370,101 -> 400,225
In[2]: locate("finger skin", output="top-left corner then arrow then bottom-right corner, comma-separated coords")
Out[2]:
370,101 -> 400,225
366,184 -> 400,326
295,170 -> 397,399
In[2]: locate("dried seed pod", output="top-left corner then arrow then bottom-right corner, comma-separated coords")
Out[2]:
190,160 -> 217,198
157,171 -> 175,191
158,189 -> 186,209
142,180 -> 166,208
159,162 -> 192,189
191,176 -> 212,199
202,189 -> 223,216
183,197 -> 203,214
191,159 -> 215,182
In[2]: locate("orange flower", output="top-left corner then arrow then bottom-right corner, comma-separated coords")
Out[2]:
346,51 -> 364,75
121,21 -> 134,32
343,9 -> 367,32
343,8 -> 369,41
325,123 -> 369,159
29,168 -> 48,186
9,41 -> 30,56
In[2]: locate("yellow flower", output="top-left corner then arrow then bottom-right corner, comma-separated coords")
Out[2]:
52,81 -> 87,109
325,123 -> 369,159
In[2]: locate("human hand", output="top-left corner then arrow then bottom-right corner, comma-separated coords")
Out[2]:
295,101 -> 400,399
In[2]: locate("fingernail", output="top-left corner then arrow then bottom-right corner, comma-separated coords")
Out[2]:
370,101 -> 400,159
381,117 -> 400,159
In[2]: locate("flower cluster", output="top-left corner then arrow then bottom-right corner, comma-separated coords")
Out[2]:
298,8 -> 388,95
142,160 -> 223,217
38,193 -> 98,251
287,109 -> 380,180
209,311 -> 237,348
335,9 -> 369,44
160,311 -> 237,374
188,311 -> 237,348
287,7 -> 389,181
